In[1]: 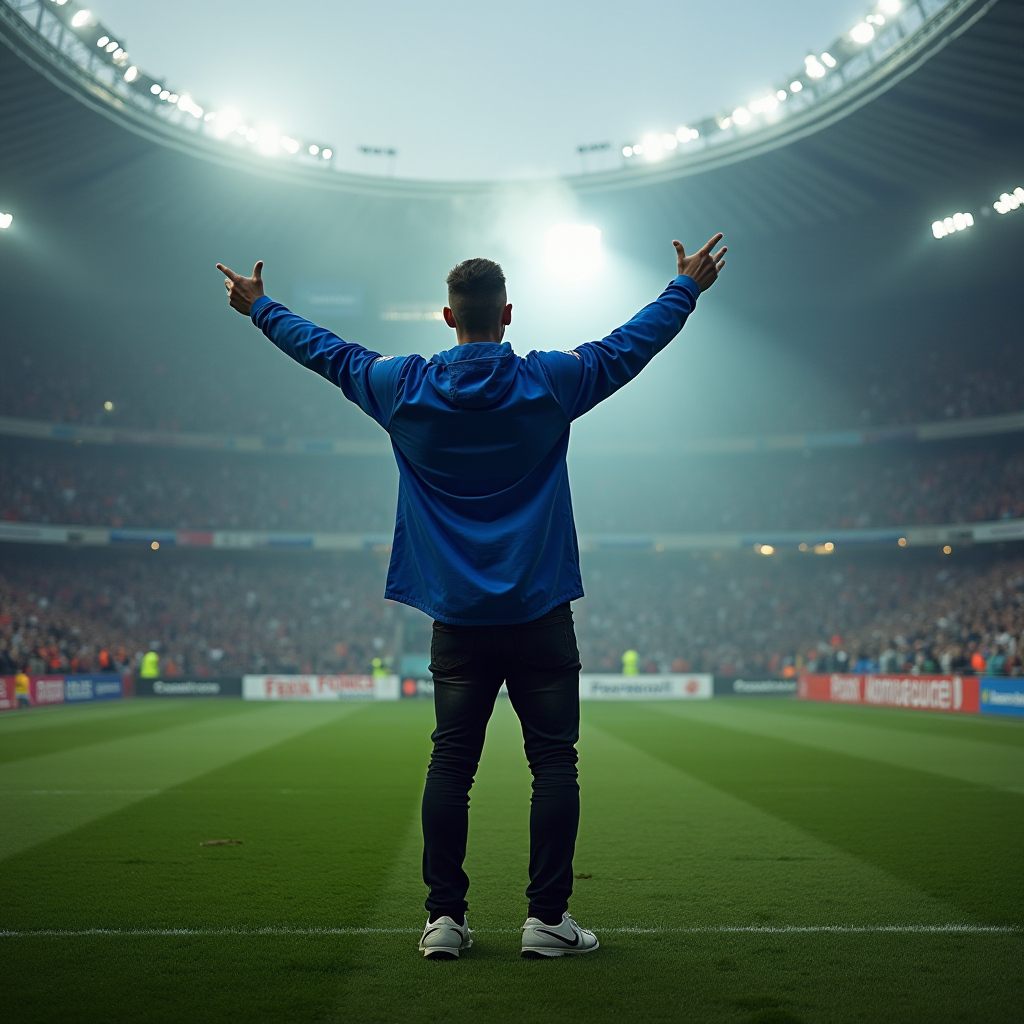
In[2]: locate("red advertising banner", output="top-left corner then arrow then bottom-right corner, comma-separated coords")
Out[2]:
0,676 -> 17,711
798,673 -> 980,714
29,676 -> 66,706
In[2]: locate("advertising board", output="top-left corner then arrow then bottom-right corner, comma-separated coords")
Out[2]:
980,677 -> 1024,718
714,677 -> 797,697
135,677 -> 242,698
0,677 -> 17,711
243,674 -> 400,701
579,674 -> 713,701
64,675 -> 124,703
29,676 -> 66,706
798,673 -> 980,714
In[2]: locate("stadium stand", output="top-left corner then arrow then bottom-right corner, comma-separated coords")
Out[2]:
1,547 -> 1020,679
1,438 -> 1020,534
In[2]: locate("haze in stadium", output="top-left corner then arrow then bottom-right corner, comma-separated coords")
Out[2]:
0,0 -> 1021,1021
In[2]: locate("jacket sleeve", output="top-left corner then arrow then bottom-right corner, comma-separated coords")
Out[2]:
250,295 -> 406,429
535,275 -> 700,421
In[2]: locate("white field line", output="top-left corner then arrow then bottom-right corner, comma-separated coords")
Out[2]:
0,924 -> 1018,939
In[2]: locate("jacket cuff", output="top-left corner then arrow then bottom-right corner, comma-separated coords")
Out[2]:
672,275 -> 700,300
249,294 -> 273,323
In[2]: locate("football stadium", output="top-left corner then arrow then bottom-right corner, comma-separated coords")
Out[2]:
0,0 -> 1022,1020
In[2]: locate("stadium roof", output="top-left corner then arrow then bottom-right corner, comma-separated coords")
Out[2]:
0,0 -> 1021,444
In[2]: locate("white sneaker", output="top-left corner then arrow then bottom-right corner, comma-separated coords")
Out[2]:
418,915 -> 472,959
521,913 -> 599,958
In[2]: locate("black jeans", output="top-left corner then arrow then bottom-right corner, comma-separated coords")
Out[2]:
422,602 -> 581,923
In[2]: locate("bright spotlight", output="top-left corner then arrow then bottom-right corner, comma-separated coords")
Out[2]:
641,133 -> 664,161
790,80 -> 803,93
321,148 -> 333,160
732,107 -> 751,125
850,22 -> 875,43
878,0 -> 900,13
103,400 -> 114,411
544,224 -> 602,284
150,83 -> 161,95
96,35 -> 108,47
931,212 -> 974,238
124,66 -> 139,83
71,9 -> 91,28
805,55 -> 825,78
0,212 -> 12,230
993,187 -> 1024,214
757,544 -> 775,556
309,144 -> 320,155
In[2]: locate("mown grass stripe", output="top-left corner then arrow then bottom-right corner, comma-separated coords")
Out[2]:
1,924 -> 1017,938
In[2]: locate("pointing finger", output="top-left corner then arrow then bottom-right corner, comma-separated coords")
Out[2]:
216,263 -> 240,282
698,233 -> 724,256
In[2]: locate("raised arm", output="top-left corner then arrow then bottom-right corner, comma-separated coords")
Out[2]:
539,234 -> 726,420
215,260 -> 404,428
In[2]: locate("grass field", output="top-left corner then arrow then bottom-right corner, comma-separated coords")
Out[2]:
0,696 -> 1020,1023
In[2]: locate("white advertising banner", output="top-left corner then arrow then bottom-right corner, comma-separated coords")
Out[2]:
579,674 -> 713,701
242,674 -> 400,702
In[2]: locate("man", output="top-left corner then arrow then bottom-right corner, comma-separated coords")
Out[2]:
216,232 -> 726,959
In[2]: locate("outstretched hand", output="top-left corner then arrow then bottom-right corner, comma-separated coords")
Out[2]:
673,234 -> 726,292
215,260 -> 265,316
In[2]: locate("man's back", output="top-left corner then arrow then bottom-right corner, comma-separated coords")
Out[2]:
248,274 -> 701,623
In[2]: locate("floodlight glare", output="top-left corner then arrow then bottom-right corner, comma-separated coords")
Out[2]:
96,35 -> 108,47
621,145 -> 633,157
821,52 -> 837,67
878,0 -> 900,13
790,80 -> 803,92
850,22 -> 875,43
0,212 -> 12,230
993,187 -> 1024,214
321,149 -> 333,160
71,9 -> 91,28
662,133 -> 677,150
309,144 -> 320,155
150,83 -> 161,95
641,133 -> 664,161
776,89 -> 787,101
805,55 -> 825,78
544,224 -> 602,284
124,66 -> 139,83
732,107 -> 751,125
105,41 -> 118,53
931,212 -> 974,238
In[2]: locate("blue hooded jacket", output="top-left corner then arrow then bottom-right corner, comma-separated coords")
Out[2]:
250,275 -> 700,624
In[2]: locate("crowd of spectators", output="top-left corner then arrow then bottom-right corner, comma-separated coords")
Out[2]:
2,334 -> 1020,440
1,548 -> 1020,680
2,441 -> 1021,535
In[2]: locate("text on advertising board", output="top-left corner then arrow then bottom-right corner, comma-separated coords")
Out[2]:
799,673 -> 980,714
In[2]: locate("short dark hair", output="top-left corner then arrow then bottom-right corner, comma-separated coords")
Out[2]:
446,258 -> 506,333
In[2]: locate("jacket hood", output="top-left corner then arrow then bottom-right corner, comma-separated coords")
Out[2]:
426,342 -> 518,409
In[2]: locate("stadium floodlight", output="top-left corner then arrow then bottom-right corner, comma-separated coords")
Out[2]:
805,55 -> 826,79
732,107 -> 752,125
776,89 -> 788,101
0,212 -> 12,230
756,544 -> 775,556
821,52 -> 837,68
70,9 -> 91,27
103,401 -> 114,411
124,66 -> 139,83
878,0 -> 901,13
931,212 -> 974,238
309,145 -> 320,155
993,187 -> 1024,214
544,224 -> 602,284
790,80 -> 803,93
661,133 -> 677,150
96,35 -> 108,46
850,22 -> 875,43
